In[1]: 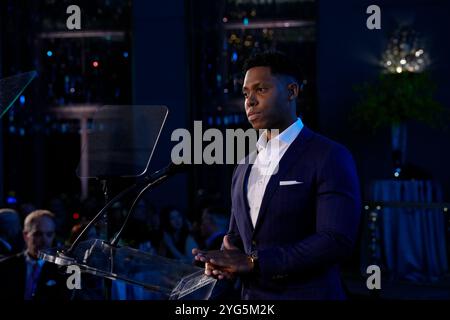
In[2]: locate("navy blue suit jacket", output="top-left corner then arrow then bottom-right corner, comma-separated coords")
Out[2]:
0,252 -> 71,301
228,126 -> 361,300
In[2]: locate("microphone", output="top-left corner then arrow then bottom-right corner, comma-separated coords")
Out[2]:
142,162 -> 187,185
67,162 -> 188,253
109,162 -> 188,246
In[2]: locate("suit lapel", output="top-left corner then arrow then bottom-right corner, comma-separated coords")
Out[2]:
253,126 -> 314,235
237,152 -> 257,234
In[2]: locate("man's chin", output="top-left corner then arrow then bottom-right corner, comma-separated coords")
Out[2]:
248,119 -> 265,130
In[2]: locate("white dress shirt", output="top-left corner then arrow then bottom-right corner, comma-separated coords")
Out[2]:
247,118 -> 304,227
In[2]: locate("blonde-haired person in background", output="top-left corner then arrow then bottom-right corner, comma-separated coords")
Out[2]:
0,210 -> 70,301
0,208 -> 23,257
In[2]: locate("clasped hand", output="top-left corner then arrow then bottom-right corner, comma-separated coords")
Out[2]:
192,235 -> 253,280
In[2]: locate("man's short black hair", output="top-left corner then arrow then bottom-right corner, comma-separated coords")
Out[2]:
242,50 -> 301,82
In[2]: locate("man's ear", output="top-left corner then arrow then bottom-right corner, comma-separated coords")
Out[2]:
287,83 -> 299,100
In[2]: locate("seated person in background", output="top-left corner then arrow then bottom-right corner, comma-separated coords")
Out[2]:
199,207 -> 229,250
159,206 -> 198,263
199,206 -> 241,300
0,208 -> 24,257
122,200 -> 161,255
0,210 -> 71,301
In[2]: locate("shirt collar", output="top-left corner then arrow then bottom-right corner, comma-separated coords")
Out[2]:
256,117 -> 304,152
25,251 -> 45,268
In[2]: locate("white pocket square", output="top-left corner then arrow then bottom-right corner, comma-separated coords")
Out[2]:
279,180 -> 303,186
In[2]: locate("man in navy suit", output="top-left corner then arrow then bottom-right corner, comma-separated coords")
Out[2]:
193,51 -> 361,300
0,210 -> 70,301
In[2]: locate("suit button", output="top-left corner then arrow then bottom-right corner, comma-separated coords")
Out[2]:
252,240 -> 257,246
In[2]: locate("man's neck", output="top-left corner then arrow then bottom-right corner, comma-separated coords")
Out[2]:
25,250 -> 39,261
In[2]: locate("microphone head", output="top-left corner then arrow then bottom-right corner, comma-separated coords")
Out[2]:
145,162 -> 189,181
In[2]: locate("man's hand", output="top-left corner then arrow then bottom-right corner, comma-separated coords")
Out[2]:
192,235 -> 253,280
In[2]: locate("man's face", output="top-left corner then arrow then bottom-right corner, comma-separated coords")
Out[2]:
242,66 -> 293,130
23,216 -> 56,259
169,210 -> 183,231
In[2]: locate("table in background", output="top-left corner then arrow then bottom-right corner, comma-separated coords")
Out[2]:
362,180 -> 448,283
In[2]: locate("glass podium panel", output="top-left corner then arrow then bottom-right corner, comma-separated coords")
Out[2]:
0,71 -> 37,118
39,239 -> 216,300
76,105 -> 168,178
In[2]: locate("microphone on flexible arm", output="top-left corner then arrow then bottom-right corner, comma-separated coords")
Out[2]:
109,162 -> 188,246
142,162 -> 187,186
66,162 -> 188,253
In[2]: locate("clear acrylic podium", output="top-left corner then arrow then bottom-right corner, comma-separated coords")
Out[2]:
39,239 -> 217,300
37,105 -> 216,300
